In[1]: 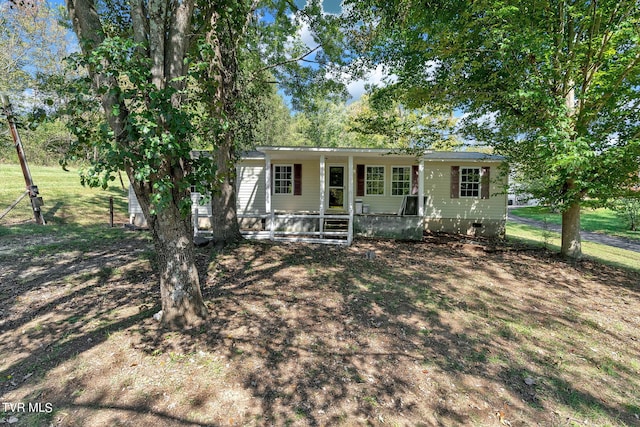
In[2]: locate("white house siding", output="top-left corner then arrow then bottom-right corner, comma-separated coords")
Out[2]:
237,160 -> 266,214
353,157 -> 418,214
271,160 -> 321,212
423,161 -> 507,236
129,149 -> 508,238
234,156 -> 507,235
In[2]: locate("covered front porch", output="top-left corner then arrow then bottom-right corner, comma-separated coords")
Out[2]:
232,147 -> 427,245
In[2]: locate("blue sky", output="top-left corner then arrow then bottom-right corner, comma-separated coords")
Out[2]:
294,0 -> 342,14
49,0 -> 374,101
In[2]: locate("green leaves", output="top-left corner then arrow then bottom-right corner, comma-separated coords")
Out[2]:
348,0 -> 640,208
57,33 -> 206,217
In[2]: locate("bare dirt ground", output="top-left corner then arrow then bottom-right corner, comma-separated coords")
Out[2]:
0,231 -> 639,426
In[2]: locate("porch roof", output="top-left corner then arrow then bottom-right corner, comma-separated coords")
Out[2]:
242,146 -> 505,162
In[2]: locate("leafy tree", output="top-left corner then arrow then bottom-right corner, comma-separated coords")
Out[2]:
0,0 -> 72,106
63,0 -> 212,326
346,94 -> 460,150
250,87 -> 296,147
62,0 -> 347,326
277,93 -> 461,149
0,119 -> 74,165
346,0 -> 640,258
177,1 -> 347,245
0,0 -> 76,164
612,195 -> 640,231
291,95 -> 350,147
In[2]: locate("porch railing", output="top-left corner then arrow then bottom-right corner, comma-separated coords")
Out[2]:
194,211 -> 353,245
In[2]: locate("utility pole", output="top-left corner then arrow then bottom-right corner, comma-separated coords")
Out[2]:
1,95 -> 45,225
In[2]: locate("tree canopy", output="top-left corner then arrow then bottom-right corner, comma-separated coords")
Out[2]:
0,0 -> 71,100
345,0 -> 640,258
59,0 -> 351,326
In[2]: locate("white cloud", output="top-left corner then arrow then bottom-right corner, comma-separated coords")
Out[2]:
298,20 -> 319,50
344,64 -> 397,102
291,5 -> 397,103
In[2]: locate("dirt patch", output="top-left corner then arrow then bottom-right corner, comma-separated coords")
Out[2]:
1,233 -> 639,426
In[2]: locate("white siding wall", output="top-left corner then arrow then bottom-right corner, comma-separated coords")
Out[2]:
353,157 -> 417,214
423,162 -> 506,220
272,160 -> 321,212
237,160 -> 266,214
235,157 -> 507,228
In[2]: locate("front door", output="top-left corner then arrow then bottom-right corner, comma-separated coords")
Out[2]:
328,166 -> 345,210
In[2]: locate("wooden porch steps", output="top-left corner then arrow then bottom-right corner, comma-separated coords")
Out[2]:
323,218 -> 349,231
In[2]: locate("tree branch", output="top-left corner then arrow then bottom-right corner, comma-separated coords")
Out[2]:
251,45 -> 321,79
65,0 -> 128,145
166,0 -> 195,84
130,0 -> 149,55
580,51 -> 640,128
235,0 -> 260,52
147,0 -> 167,89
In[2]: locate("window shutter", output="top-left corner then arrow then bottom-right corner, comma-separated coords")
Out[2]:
294,164 -> 302,196
481,166 -> 490,199
356,164 -> 365,197
450,166 -> 460,198
412,165 -> 419,195
270,164 -> 273,195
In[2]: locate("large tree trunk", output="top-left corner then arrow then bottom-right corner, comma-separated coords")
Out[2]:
560,84 -> 582,260
149,202 -> 208,327
131,178 -> 209,327
206,11 -> 243,246
561,201 -> 582,259
67,0 -> 208,328
210,138 -> 242,245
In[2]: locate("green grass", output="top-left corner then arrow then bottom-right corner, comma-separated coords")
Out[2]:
1,163 -> 137,253
506,222 -> 640,273
3,163 -> 637,274
0,163 -> 129,227
510,206 -> 640,242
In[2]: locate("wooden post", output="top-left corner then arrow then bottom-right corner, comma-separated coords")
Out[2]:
1,95 -> 45,225
109,196 -> 114,227
265,154 -> 274,239
418,160 -> 425,217
347,155 -> 354,245
319,154 -> 325,238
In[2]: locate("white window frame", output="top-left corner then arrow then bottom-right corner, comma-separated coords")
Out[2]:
365,165 -> 386,196
273,164 -> 294,195
460,167 -> 481,198
391,166 -> 411,196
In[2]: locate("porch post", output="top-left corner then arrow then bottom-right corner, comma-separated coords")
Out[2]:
265,154 -> 274,239
319,154 -> 325,238
418,159 -> 425,218
347,155 -> 354,245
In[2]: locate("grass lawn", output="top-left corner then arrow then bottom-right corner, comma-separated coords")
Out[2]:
0,163 -> 129,229
1,164 -> 639,426
510,206 -> 640,242
506,222 -> 640,273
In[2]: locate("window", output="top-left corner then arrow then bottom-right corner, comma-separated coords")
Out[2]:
391,166 -> 411,196
366,166 -> 385,195
460,167 -> 480,197
274,165 -> 293,194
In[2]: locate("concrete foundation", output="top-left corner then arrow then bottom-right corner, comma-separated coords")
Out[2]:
131,212 -> 505,240
424,218 -> 505,237
354,215 -> 423,240
269,217 -> 319,232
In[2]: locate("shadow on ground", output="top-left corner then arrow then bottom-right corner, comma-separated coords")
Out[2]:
1,234 -> 638,426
